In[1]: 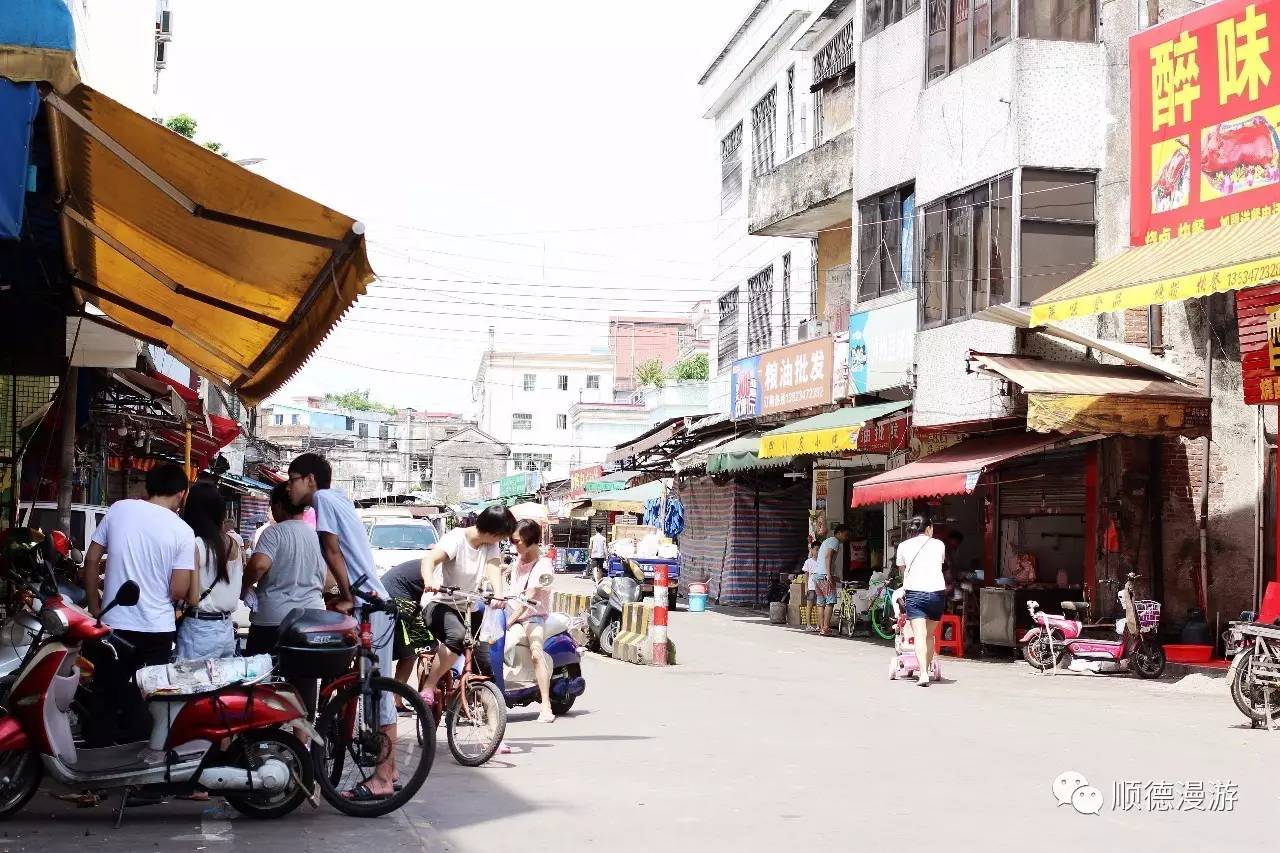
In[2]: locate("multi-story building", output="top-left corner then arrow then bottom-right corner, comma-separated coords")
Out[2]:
68,0 -> 171,115
473,351 -> 615,481
609,316 -> 694,401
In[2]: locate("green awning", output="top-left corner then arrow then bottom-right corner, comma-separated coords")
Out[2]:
706,432 -> 794,474
590,479 -> 667,513
760,400 -> 911,458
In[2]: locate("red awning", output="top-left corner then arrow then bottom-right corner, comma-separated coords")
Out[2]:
153,414 -> 241,471
258,466 -> 288,485
850,432 -> 1066,507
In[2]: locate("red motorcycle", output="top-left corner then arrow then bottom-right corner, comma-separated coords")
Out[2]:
0,577 -> 317,823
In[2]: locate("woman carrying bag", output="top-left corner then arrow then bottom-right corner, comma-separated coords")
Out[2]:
895,514 -> 948,687
176,482 -> 245,660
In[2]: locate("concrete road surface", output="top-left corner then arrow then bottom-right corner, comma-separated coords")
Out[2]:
1,575 -> 1268,852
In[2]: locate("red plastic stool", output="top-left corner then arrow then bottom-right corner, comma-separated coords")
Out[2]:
936,614 -> 965,657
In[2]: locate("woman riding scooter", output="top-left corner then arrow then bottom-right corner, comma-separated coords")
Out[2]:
507,520 -> 557,723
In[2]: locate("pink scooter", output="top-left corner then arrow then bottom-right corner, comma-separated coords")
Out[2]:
1026,574 -> 1167,678
1020,600 -> 1091,668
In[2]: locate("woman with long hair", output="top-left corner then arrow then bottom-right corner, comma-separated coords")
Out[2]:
176,481 -> 244,660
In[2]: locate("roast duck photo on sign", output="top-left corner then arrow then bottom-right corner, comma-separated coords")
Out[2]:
1201,115 -> 1280,196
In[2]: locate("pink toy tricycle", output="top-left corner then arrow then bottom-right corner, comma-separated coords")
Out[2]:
888,588 -> 942,681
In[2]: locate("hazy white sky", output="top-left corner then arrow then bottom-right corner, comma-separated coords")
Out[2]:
154,0 -> 756,413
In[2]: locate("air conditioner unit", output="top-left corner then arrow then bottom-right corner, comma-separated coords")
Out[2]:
797,318 -> 827,341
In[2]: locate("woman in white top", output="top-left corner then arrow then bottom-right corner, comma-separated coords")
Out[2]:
895,514 -> 948,686
176,482 -> 244,660
508,519 -> 557,722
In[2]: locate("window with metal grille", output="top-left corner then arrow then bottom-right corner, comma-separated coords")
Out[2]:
813,87 -> 824,147
751,88 -> 776,177
781,253 -> 792,345
809,240 -> 820,320
586,374 -> 600,390
785,66 -> 795,158
720,123 -> 743,212
512,413 -> 533,431
522,373 -> 536,392
556,414 -> 568,430
557,374 -> 568,391
512,453 -> 552,471
717,288 -> 740,370
747,266 -> 774,355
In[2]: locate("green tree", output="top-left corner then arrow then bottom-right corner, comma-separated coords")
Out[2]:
634,359 -> 668,389
164,113 -> 198,139
324,389 -> 398,415
669,353 -> 709,382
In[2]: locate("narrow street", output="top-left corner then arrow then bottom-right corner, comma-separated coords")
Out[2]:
1,576 -> 1265,853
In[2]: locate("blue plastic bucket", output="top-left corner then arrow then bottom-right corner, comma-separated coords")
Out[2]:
688,592 -> 708,612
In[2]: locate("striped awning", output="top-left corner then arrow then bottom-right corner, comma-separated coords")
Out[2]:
1030,216 -> 1280,326
706,433 -> 793,474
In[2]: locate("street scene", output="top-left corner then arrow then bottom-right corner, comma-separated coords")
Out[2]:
3,0 -> 1280,850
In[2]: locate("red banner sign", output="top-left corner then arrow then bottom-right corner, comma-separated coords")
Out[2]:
855,412 -> 912,455
1238,281 -> 1280,404
568,465 -> 604,498
1131,0 -> 1280,247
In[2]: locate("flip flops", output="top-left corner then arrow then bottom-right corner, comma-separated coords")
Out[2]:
342,782 -> 391,803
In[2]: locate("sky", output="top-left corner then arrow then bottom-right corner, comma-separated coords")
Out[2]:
152,0 -> 758,414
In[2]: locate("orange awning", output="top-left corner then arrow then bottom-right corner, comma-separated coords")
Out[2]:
45,84 -> 373,404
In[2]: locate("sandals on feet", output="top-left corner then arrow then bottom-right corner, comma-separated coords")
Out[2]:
342,783 -> 391,802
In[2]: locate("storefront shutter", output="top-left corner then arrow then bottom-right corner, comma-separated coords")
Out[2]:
995,448 -> 1087,516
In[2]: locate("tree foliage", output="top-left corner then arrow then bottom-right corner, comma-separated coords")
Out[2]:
669,353 -> 709,382
634,359 -> 668,389
324,389 -> 398,415
163,113 -> 228,157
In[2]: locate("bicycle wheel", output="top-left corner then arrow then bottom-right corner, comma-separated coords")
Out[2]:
313,676 -> 435,817
1229,647 -> 1280,724
870,596 -> 896,641
445,678 -> 507,767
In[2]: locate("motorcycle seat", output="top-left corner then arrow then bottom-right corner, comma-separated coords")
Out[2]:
1061,601 -> 1090,612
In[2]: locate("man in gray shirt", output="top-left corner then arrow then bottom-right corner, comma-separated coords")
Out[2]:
243,484 -> 328,657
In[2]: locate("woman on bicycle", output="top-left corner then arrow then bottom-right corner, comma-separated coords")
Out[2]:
417,506 -> 516,710
508,519 -> 557,723
176,482 -> 244,660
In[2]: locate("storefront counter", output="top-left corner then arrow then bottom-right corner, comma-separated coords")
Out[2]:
979,586 -> 1084,648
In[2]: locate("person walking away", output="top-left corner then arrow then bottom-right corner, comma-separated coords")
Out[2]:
508,519 -> 557,722
175,482 -> 243,660
82,462 -> 196,747
417,506 -> 514,713
587,526 -> 607,582
814,525 -> 850,636
287,453 -> 396,803
896,515 -> 948,687
243,483 -> 329,713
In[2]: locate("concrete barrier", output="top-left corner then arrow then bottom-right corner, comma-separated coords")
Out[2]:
613,601 -> 676,665
552,592 -> 592,618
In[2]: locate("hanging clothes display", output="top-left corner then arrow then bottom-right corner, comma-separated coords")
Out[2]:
663,497 -> 686,538
643,497 -> 663,529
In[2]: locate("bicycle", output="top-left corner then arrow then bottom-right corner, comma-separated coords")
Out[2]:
834,582 -> 860,637
312,586 -> 435,818
1227,620 -> 1280,728
412,589 -> 508,767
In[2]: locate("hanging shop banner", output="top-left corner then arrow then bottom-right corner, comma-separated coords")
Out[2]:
1237,281 -> 1280,403
729,336 -> 833,420
500,471 -> 542,498
848,298 -> 916,395
855,411 -> 912,454
1026,394 -> 1211,438
568,465 -> 603,498
1131,0 -> 1280,247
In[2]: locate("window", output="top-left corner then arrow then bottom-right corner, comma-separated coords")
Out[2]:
358,422 -> 369,439
557,375 -> 568,391
462,469 -> 479,490
720,123 -> 743,212
378,423 -> 388,441
383,478 -> 394,493
370,524 -> 437,550
1019,169 -> 1096,304
784,66 -> 795,158
717,288 -> 740,370
926,0 -> 1011,81
352,475 -> 367,493
781,253 -> 792,345
751,88 -> 777,177
1018,0 -> 1095,42
857,183 -> 916,301
809,239 -> 820,320
556,414 -> 568,430
273,414 -> 284,426
522,373 -> 536,392
812,19 -> 858,145
512,413 -> 533,431
865,0 -> 921,38
747,266 -> 773,355
920,173 -> 1015,327
512,453 -> 552,471
586,374 -> 600,390
290,414 -> 300,425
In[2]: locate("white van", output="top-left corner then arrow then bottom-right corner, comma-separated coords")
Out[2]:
17,501 -> 110,553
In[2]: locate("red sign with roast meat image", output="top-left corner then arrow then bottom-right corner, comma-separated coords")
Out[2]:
1152,138 -> 1191,212
1200,112 -> 1280,199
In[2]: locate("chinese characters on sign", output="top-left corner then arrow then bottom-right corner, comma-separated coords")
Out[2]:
1111,780 -> 1239,812
730,337 -> 834,420
568,465 -> 604,498
1235,282 -> 1280,403
855,412 -> 912,454
1132,0 -> 1280,246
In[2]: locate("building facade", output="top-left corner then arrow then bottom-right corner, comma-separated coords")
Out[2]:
430,426 -> 511,505
609,316 -> 694,401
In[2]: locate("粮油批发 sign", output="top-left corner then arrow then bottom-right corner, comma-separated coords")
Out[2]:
729,336 -> 833,420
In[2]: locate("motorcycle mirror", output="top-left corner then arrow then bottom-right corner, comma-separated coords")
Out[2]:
115,580 -> 141,607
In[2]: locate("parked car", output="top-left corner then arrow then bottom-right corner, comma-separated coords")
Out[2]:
17,501 -> 109,553
366,516 -> 439,575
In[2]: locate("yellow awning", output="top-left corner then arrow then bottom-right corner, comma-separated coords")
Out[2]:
45,85 -> 374,404
1029,217 -> 1280,326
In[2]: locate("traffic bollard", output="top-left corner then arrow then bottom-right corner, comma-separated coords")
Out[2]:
650,564 -> 669,666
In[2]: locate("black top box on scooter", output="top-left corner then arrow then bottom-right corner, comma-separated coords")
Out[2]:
275,608 -> 358,679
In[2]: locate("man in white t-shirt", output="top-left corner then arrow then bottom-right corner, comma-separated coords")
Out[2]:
586,527 -> 607,582
416,506 -> 515,706
82,462 -> 195,746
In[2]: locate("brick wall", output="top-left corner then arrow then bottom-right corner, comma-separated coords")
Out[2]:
1122,308 -> 1148,346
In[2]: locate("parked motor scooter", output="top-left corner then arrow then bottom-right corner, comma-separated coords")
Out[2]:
0,567 -> 318,823
586,559 -> 644,656
1020,600 -> 1094,668
485,601 -> 586,716
1027,573 -> 1166,678
0,529 -> 90,689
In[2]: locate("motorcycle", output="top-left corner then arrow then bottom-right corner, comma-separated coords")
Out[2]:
0,529 -> 91,693
484,600 -> 586,716
1026,573 -> 1166,678
0,561 -> 318,823
586,559 -> 644,656
1020,599 -> 1095,668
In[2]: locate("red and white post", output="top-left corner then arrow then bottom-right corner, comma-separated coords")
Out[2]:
650,564 -> 669,666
